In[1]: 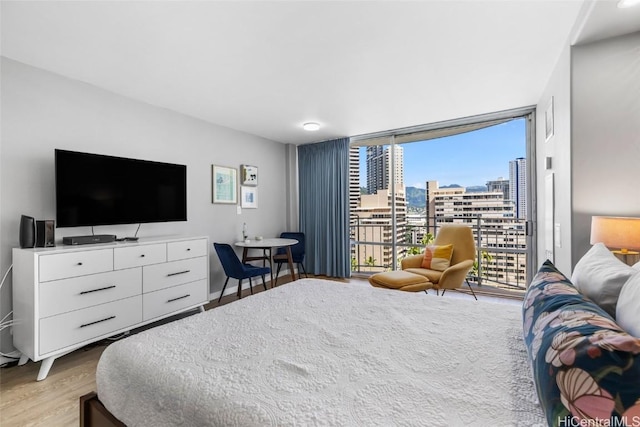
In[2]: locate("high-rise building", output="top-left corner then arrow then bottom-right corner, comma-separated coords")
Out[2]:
425,180 -> 464,233
354,144 -> 406,271
425,180 -> 525,286
509,158 -> 527,218
366,145 -> 404,194
353,189 -> 407,272
366,146 -> 385,194
349,146 -> 360,218
385,145 -> 404,191
426,181 -> 513,227
486,178 -> 510,202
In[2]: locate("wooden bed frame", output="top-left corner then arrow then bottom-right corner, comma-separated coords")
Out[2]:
80,392 -> 126,427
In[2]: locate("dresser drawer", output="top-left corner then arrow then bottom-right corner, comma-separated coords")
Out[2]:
167,238 -> 208,261
142,257 -> 208,293
39,295 -> 142,356
39,268 -> 142,318
143,280 -> 207,321
113,243 -> 166,269
39,249 -> 113,282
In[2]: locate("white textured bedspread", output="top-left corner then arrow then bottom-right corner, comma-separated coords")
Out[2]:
97,279 -> 544,426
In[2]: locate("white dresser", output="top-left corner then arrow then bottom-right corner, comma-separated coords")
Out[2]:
12,236 -> 210,381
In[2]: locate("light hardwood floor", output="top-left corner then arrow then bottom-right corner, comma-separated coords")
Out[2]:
0,274 -> 303,427
0,275 -> 517,426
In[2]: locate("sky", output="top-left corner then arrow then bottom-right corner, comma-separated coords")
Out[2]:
358,118 -> 526,189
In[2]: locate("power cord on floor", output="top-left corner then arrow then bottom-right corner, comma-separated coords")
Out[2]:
0,264 -> 20,363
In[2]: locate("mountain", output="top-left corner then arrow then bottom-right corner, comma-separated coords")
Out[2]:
405,186 -> 426,209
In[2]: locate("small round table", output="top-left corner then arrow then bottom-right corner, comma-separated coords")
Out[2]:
234,238 -> 299,287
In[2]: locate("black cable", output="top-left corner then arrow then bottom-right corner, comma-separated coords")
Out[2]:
134,223 -> 141,237
1,360 -> 20,369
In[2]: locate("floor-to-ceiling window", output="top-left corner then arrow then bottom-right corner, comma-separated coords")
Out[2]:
349,108 -> 536,295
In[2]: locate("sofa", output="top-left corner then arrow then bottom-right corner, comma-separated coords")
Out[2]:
523,244 -> 640,426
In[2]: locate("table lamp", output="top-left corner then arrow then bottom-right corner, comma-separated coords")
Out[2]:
590,216 -> 640,265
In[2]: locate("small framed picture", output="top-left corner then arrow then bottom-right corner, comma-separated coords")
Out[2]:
240,186 -> 258,209
240,164 -> 258,186
212,165 -> 237,204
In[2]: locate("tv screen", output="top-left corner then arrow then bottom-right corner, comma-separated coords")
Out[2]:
55,149 -> 187,228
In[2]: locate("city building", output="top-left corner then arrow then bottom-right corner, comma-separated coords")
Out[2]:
386,145 -> 404,191
486,177 -> 510,202
352,189 -> 407,272
509,157 -> 527,219
366,145 -> 404,194
365,146 -> 386,195
349,146 -> 360,218
353,145 -> 407,271
425,180 -> 526,287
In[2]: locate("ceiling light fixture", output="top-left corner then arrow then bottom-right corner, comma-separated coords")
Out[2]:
618,0 -> 640,8
303,122 -> 320,131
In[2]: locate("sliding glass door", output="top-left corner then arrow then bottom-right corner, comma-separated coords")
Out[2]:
349,108 -> 536,294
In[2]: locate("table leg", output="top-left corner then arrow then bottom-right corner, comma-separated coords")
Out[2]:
242,247 -> 248,262
286,247 -> 296,282
267,248 -> 275,288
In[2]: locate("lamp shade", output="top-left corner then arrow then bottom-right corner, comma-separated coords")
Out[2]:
590,216 -> 640,252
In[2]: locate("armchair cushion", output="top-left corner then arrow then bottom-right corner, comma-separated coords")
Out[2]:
420,244 -> 453,271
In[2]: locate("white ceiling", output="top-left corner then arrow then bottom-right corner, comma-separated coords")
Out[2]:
2,1 -> 640,145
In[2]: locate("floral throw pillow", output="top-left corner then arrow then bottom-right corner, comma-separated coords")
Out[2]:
420,244 -> 453,271
523,260 -> 640,427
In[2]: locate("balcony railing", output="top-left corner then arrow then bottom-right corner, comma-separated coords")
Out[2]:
350,215 -> 529,292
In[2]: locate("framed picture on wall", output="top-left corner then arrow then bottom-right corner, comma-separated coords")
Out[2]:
240,164 -> 258,186
212,165 -> 237,204
240,186 -> 257,209
545,96 -> 554,142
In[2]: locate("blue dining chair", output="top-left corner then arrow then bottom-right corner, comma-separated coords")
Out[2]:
214,243 -> 270,302
273,232 -> 307,285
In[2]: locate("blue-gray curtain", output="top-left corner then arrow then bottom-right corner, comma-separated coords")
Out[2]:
298,138 -> 351,278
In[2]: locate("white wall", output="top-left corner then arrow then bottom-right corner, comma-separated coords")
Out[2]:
571,32 -> 640,266
0,57 -> 289,352
536,31 -> 640,276
536,42 -> 573,276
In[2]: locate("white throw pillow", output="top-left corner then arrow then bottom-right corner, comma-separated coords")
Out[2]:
616,272 -> 640,338
571,243 -> 635,317
633,261 -> 640,271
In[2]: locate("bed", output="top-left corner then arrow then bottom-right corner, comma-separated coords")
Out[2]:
85,278 -> 545,426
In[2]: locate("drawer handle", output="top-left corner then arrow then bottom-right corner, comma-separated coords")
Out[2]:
167,270 -> 190,277
140,254 -> 146,258
77,262 -> 83,266
80,316 -> 116,328
167,294 -> 190,303
80,285 -> 116,295
187,248 -> 191,251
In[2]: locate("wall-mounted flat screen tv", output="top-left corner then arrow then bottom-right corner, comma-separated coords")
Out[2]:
55,149 -> 187,227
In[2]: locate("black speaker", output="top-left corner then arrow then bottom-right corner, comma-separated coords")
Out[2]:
36,220 -> 56,248
19,215 -> 36,248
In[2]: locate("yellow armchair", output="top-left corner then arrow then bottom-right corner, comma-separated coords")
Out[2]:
402,224 -> 477,299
